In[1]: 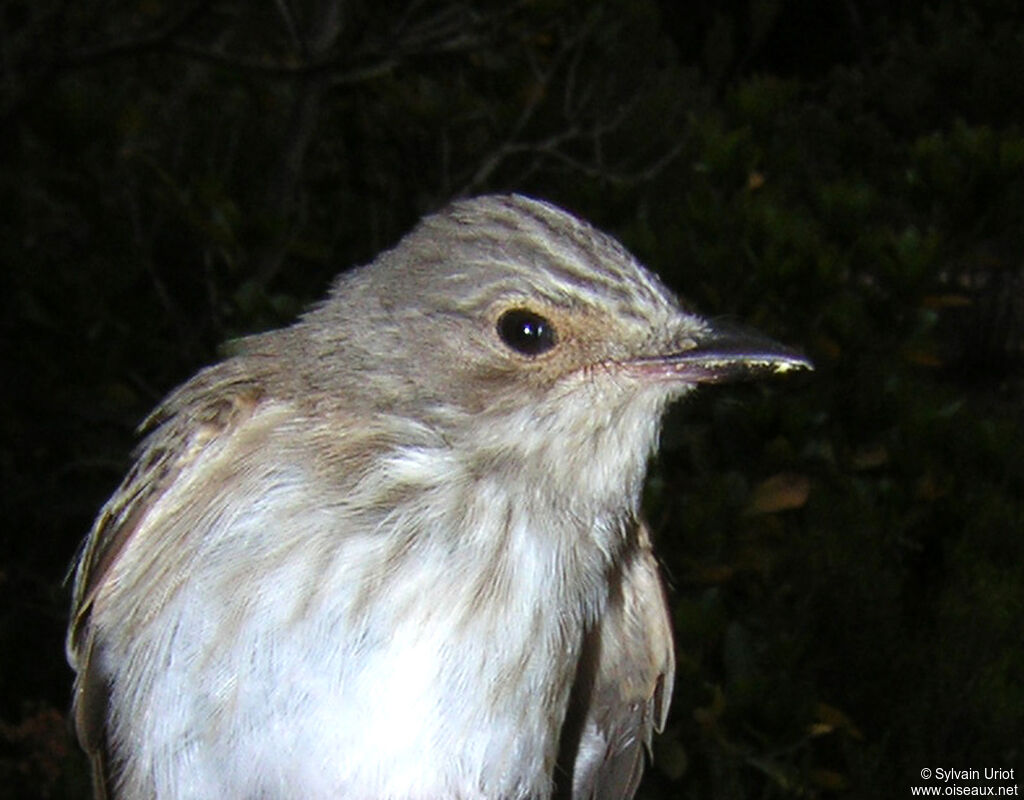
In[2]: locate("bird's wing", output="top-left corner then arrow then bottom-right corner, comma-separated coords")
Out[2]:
561,523 -> 675,800
65,368 -> 265,799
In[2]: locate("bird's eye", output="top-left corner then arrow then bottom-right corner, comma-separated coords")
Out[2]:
496,308 -> 557,356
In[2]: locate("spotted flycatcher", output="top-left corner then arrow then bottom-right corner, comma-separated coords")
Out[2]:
68,194 -> 810,799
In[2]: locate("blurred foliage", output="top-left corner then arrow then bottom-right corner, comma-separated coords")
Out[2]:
2,0 -> 1022,798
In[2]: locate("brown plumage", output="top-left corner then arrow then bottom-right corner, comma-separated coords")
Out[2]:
68,194 -> 809,799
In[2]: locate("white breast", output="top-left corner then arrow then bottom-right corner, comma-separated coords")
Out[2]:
95,419 -> 612,799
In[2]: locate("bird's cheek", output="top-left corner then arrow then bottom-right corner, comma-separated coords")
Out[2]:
440,361 -> 560,416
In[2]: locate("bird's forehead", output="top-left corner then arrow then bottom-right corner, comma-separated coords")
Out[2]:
419,195 -> 683,327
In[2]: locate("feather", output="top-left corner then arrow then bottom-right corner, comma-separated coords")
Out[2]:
67,364 -> 266,795
558,522 -> 675,799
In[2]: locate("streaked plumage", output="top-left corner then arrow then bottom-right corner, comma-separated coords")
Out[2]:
68,194 -> 809,799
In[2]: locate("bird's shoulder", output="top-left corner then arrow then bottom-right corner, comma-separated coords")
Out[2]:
69,361 -> 268,643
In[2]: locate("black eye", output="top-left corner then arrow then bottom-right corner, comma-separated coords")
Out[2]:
496,308 -> 557,356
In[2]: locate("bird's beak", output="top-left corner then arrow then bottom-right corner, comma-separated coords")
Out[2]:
630,323 -> 813,384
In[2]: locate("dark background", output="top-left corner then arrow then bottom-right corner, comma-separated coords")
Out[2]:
2,1 -> 1022,797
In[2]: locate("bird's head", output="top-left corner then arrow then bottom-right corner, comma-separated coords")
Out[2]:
278,194 -> 810,508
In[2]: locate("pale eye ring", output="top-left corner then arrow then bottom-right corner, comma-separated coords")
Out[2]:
496,309 -> 557,356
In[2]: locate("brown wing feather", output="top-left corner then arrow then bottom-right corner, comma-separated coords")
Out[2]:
65,364 -> 265,797
559,522 -> 675,800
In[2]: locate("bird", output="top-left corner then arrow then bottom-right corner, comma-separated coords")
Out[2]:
66,194 -> 810,800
